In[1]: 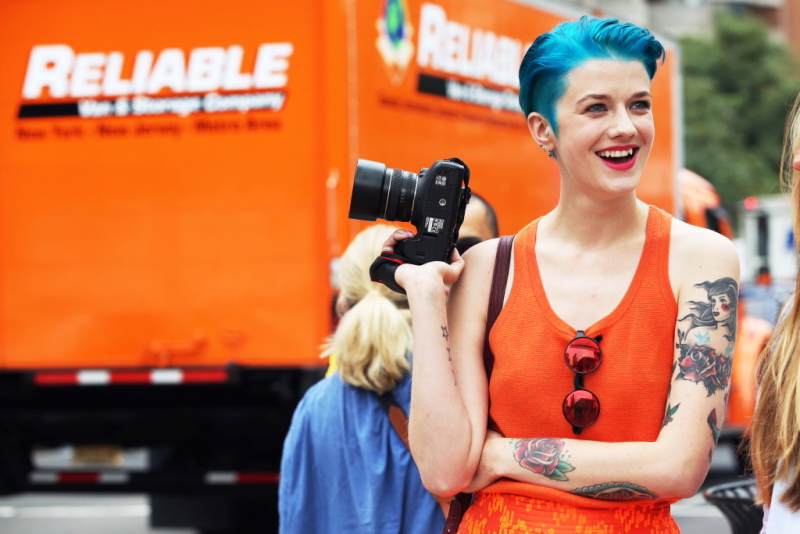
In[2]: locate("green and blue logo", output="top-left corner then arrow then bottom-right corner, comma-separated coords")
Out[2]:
376,0 -> 414,85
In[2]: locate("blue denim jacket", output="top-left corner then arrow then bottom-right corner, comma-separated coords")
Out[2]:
279,371 -> 443,534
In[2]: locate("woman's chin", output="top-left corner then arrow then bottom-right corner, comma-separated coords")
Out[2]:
594,177 -> 640,199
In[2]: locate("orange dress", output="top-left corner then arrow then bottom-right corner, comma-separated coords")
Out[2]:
459,206 -> 681,533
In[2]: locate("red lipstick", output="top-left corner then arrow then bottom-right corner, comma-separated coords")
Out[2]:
596,145 -> 639,171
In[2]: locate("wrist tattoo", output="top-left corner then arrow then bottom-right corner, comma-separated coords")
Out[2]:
513,438 -> 574,481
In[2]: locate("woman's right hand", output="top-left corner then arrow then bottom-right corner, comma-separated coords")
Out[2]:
381,229 -> 466,293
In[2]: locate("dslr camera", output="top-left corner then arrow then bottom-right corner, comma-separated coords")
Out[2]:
349,158 -> 471,293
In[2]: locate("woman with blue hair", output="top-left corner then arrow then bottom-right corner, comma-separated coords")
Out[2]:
381,16 -> 740,533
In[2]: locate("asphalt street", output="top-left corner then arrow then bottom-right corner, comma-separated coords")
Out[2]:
0,442 -> 747,534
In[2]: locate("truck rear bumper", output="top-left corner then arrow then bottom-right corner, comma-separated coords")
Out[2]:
0,365 -> 325,496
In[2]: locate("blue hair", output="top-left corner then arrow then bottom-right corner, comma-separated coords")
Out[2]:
519,17 -> 665,135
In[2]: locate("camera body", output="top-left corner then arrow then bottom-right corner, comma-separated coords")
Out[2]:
349,158 -> 471,264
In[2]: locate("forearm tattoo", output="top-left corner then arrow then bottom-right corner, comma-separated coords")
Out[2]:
513,438 -> 575,481
441,326 -> 455,385
675,278 -> 738,397
570,482 -> 658,500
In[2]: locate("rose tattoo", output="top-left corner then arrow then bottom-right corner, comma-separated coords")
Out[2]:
676,343 -> 731,397
513,438 -> 574,481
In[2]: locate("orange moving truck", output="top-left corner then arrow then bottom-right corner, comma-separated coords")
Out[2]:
0,0 -> 679,531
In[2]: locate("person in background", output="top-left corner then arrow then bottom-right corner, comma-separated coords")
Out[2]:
278,225 -> 444,534
750,91 -> 800,534
456,193 -> 499,255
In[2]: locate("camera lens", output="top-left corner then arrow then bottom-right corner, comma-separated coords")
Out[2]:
383,168 -> 417,222
349,159 -> 389,221
349,159 -> 417,223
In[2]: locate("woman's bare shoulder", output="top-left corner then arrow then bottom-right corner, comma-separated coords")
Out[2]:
449,239 -> 499,316
462,238 -> 500,265
669,218 -> 740,289
670,218 -> 737,260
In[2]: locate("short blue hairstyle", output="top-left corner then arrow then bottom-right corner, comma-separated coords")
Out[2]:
519,17 -> 665,135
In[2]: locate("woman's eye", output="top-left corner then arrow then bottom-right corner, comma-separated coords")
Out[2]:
585,104 -> 605,113
631,100 -> 651,110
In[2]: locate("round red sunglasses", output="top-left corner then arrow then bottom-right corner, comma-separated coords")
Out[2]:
562,331 -> 603,435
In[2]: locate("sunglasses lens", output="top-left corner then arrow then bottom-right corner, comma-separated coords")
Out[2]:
563,389 -> 600,428
564,338 -> 601,373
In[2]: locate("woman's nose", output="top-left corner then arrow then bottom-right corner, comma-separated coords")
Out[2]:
609,110 -> 636,138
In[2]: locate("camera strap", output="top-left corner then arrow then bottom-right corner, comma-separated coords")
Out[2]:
370,252 -> 408,294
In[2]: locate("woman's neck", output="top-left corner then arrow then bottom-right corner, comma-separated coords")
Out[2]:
542,192 -> 646,249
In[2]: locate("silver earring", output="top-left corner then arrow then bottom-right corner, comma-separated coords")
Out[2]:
547,150 -> 555,159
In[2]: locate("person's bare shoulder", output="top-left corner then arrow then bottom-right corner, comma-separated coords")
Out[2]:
449,238 -> 499,320
669,218 -> 740,294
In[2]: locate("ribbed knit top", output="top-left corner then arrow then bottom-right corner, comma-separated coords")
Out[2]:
482,205 -> 678,508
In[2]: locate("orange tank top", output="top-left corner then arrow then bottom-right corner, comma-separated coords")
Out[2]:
483,205 -> 677,508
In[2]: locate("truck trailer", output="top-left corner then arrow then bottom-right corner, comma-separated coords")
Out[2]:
0,0 -> 680,531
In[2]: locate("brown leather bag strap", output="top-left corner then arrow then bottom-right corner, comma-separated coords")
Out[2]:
376,392 -> 451,518
483,235 -> 515,380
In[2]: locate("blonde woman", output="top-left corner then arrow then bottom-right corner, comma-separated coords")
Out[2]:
750,93 -> 800,533
278,225 -> 444,534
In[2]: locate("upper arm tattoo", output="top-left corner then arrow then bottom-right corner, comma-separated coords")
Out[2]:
707,408 -> 720,443
513,438 -> 574,481
662,402 -> 680,428
662,363 -> 680,428
675,278 -> 738,396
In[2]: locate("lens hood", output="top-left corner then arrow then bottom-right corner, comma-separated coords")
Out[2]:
349,159 -> 388,221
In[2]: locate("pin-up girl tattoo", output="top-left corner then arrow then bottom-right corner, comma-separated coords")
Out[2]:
675,278 -> 738,397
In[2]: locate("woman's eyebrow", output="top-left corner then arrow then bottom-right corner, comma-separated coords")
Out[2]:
576,94 -> 609,105
576,91 -> 652,106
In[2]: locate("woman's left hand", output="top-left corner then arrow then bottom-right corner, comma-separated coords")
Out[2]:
463,429 -> 505,493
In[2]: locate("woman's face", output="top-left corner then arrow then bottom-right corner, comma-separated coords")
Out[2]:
550,59 -> 654,198
710,292 -> 734,324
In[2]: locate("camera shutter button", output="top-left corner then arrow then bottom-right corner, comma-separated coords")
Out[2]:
439,199 -> 446,206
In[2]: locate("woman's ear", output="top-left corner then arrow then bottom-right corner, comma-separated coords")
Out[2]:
335,294 -> 350,318
527,112 -> 553,152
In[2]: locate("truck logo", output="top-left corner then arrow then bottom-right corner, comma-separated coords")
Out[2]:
414,2 -> 524,113
18,43 -> 293,119
375,0 -> 415,85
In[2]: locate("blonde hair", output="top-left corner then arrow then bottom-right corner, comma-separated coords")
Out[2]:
750,91 -> 800,510
322,225 -> 412,394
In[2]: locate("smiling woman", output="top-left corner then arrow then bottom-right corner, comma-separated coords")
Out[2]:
380,16 -> 740,534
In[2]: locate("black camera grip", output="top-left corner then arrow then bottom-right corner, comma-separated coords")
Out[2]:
369,252 -> 408,295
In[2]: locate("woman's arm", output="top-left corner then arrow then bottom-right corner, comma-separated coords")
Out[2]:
465,225 -> 739,500
395,234 -> 498,496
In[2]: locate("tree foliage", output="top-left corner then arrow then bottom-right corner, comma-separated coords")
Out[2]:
680,12 -> 800,205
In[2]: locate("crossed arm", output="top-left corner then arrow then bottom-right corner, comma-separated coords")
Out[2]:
400,226 -> 739,500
